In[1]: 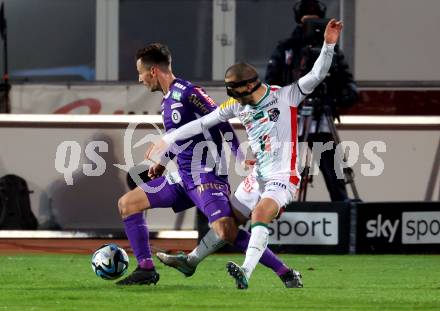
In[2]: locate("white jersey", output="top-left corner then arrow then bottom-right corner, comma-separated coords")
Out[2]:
216,84 -> 305,185
163,42 -> 335,189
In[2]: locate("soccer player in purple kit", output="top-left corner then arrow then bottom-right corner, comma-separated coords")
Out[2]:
116,43 -> 300,287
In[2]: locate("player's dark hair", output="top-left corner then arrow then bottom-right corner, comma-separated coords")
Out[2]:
136,43 -> 172,69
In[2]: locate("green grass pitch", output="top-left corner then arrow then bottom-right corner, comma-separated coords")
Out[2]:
1,254 -> 439,310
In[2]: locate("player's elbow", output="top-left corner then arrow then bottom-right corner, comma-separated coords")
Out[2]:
311,68 -> 326,83
199,118 -> 212,131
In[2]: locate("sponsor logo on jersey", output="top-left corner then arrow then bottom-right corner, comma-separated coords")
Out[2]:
211,210 -> 222,217
211,192 -> 224,197
171,90 -> 182,101
197,183 -> 228,194
171,102 -> 183,109
253,111 -> 265,120
189,94 -> 210,114
260,98 -> 278,110
268,108 -> 280,122
266,181 -> 287,190
195,87 -> 216,107
239,110 -> 260,119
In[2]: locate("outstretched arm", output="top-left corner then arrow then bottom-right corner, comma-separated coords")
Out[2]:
298,19 -> 343,95
165,109 -> 222,144
145,109 -> 223,161
189,87 -> 244,162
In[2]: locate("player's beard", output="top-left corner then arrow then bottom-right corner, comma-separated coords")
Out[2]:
150,85 -> 160,92
149,80 -> 161,93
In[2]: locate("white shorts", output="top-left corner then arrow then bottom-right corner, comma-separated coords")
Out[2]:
230,174 -> 298,218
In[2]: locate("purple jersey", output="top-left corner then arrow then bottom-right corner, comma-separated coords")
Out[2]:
161,78 -> 241,190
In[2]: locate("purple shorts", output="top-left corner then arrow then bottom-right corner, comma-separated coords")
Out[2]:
139,176 -> 232,223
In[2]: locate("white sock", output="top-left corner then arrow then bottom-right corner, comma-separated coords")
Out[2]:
242,225 -> 269,280
187,229 -> 226,267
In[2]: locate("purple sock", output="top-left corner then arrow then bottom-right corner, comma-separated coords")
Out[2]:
123,212 -> 154,270
234,229 -> 290,276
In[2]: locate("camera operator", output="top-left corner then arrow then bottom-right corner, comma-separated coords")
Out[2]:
265,0 -> 358,202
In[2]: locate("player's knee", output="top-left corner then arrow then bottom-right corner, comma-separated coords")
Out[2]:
231,207 -> 248,226
118,194 -> 136,219
117,195 -> 127,218
216,229 -> 233,243
213,218 -> 237,243
252,207 -> 269,223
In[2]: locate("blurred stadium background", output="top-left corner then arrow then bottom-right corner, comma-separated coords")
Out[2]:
0,1 -> 439,304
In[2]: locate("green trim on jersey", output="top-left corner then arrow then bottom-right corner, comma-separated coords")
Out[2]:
251,222 -> 269,229
254,84 -> 270,107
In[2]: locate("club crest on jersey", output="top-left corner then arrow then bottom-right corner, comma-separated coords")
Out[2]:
171,109 -> 181,124
268,108 -> 280,122
171,91 -> 182,101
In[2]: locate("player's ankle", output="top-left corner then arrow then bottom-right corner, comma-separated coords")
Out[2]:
139,258 -> 155,270
186,254 -> 199,268
276,265 -> 290,276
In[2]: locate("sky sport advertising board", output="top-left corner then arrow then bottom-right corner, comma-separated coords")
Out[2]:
356,202 -> 440,253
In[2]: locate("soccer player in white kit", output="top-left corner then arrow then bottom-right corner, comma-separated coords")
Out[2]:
146,19 -> 343,289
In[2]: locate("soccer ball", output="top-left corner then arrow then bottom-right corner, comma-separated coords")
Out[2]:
91,243 -> 129,280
